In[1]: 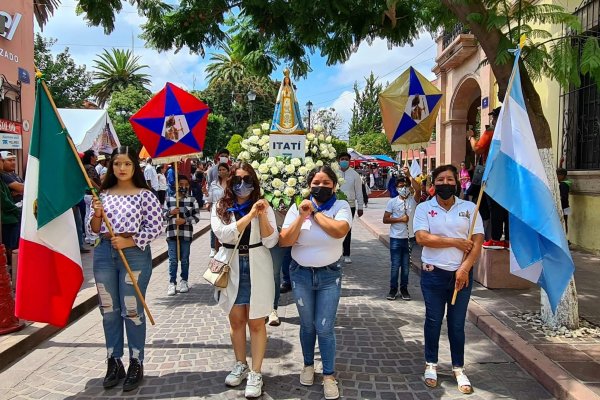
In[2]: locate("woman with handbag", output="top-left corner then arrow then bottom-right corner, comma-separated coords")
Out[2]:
87,146 -> 163,392
210,161 -> 279,398
279,165 -> 352,400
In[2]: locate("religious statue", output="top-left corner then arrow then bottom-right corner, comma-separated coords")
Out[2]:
271,69 -> 306,134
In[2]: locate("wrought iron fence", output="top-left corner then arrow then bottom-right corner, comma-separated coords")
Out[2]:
560,0 -> 600,170
442,23 -> 471,50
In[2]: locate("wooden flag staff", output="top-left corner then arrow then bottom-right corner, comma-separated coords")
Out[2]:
451,182 -> 486,306
39,78 -> 156,325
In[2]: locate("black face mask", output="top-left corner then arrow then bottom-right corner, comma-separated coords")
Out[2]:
435,184 -> 456,200
311,186 -> 334,203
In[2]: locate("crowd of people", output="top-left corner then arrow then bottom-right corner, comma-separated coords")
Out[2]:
2,128 -> 572,398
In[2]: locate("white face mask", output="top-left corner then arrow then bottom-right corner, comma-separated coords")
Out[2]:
398,187 -> 411,198
219,156 -> 228,163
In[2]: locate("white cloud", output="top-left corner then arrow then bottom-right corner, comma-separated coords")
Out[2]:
36,2 -> 208,96
330,90 -> 355,138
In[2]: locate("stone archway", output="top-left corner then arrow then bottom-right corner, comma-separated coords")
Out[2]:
447,77 -> 481,167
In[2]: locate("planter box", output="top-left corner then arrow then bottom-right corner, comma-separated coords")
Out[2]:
474,248 -> 535,289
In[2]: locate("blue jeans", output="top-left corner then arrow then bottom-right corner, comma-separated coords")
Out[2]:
390,238 -> 410,290
234,255 -> 251,305
167,238 -> 191,283
270,245 -> 292,309
420,265 -> 473,367
93,239 -> 153,361
290,259 -> 342,376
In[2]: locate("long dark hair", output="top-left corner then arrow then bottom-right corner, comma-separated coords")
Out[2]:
216,161 -> 261,224
82,149 -> 95,165
100,146 -> 149,191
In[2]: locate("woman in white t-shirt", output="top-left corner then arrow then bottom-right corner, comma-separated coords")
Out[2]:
280,166 -> 352,400
412,164 -> 484,395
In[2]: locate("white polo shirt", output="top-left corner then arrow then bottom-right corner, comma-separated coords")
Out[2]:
384,196 -> 417,239
413,196 -> 484,271
282,200 -> 353,267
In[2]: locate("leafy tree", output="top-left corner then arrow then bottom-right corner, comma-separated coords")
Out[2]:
203,114 -> 234,157
107,85 -> 151,151
34,34 -> 92,108
73,0 -> 600,328
226,134 -> 244,158
33,0 -> 60,27
330,137 -> 348,156
206,17 -> 281,85
205,42 -> 248,86
304,107 -> 344,137
194,75 -> 278,135
351,132 -> 393,157
348,73 -> 383,139
90,49 -> 151,107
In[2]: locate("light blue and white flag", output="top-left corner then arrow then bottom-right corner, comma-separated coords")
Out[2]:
482,46 -> 574,312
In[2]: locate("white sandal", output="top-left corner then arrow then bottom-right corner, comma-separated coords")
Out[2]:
452,366 -> 474,394
423,362 -> 437,388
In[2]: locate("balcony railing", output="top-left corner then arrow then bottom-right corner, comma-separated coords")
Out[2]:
442,23 -> 471,50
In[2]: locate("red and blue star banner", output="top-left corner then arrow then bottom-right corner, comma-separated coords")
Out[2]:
130,82 -> 210,158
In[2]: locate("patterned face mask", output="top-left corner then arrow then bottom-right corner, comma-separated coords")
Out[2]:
398,187 -> 410,198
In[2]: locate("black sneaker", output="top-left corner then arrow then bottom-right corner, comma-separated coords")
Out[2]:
386,289 -> 398,300
400,287 -> 411,301
122,358 -> 144,392
280,282 -> 292,294
103,357 -> 125,389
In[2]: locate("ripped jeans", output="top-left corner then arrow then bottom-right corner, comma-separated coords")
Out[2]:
93,239 -> 152,361
289,259 -> 342,376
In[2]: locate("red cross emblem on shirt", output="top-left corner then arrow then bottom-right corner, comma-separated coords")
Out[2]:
428,210 -> 438,217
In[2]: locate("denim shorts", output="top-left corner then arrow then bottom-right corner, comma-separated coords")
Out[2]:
234,255 -> 251,305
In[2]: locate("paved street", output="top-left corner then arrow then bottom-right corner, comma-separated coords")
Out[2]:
1,223 -> 553,399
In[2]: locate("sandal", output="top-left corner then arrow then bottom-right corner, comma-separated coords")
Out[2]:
423,362 -> 437,388
452,366 -> 474,394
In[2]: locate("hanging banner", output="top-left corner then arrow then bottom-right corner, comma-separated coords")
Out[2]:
0,132 -> 22,149
269,134 -> 306,159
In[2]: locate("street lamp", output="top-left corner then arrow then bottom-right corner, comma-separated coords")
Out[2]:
116,109 -> 130,118
247,90 -> 256,124
306,100 -> 313,133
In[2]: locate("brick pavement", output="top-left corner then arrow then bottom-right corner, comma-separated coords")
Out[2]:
0,219 -> 553,399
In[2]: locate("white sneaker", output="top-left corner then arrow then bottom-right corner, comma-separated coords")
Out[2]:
300,365 -> 314,386
323,377 -> 339,399
209,248 -> 216,258
225,361 -> 249,387
344,257 -> 352,264
268,310 -> 280,326
167,283 -> 176,296
178,280 -> 189,293
244,371 -> 263,398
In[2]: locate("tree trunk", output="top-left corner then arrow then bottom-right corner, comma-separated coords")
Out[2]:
538,148 -> 579,329
443,0 -> 579,328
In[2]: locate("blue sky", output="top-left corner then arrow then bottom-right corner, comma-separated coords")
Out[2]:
37,2 -> 437,133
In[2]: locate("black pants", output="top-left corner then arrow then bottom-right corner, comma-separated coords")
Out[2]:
487,195 -> 509,241
342,207 -> 356,256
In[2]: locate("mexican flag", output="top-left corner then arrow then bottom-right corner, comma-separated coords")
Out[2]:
15,80 -> 89,327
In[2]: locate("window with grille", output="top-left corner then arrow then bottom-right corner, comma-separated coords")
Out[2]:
561,0 -> 600,170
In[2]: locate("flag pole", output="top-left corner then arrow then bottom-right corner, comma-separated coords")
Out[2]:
451,182 -> 486,305
37,77 -> 156,325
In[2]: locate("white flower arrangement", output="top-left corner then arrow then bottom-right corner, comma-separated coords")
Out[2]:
237,124 -> 345,210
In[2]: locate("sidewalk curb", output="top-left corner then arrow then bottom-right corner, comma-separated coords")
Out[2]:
0,225 -> 210,371
358,217 -> 600,400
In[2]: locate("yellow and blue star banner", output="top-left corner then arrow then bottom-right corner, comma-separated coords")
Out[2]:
379,67 -> 443,150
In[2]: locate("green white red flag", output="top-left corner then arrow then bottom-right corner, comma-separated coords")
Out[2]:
15,79 -> 89,327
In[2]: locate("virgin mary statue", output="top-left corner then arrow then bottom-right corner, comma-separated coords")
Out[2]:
270,69 -> 306,134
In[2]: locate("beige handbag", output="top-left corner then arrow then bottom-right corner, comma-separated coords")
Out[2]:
203,235 -> 242,289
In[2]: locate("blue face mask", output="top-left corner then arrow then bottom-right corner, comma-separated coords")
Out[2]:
339,160 -> 350,169
233,182 -> 254,198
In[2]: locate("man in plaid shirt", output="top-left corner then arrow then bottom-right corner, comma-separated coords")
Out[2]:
165,175 -> 201,296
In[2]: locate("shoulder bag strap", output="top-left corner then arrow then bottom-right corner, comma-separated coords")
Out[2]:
225,226 -> 244,265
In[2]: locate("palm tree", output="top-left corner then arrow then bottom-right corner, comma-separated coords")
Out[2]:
205,42 -> 248,85
90,49 -> 151,107
33,0 -> 60,28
